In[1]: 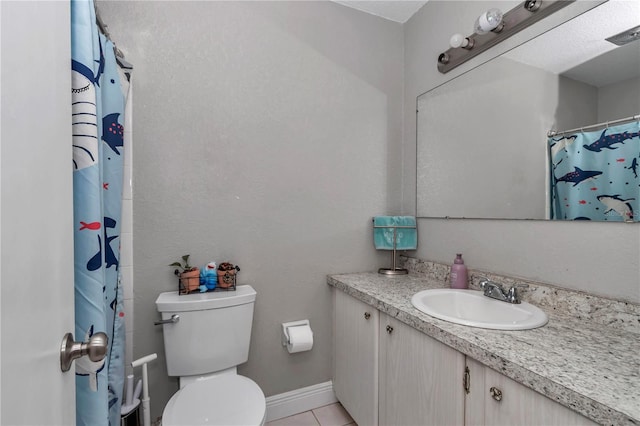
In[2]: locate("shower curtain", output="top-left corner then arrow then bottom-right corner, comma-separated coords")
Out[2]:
72,1 -> 127,424
549,120 -> 640,221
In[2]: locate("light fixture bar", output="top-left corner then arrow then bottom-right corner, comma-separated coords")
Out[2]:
606,25 -> 640,46
437,0 -> 574,74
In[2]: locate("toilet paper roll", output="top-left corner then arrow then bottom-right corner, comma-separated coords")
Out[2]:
286,325 -> 313,353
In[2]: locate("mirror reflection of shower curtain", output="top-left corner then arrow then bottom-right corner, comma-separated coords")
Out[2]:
72,1 -> 128,424
549,120 -> 640,221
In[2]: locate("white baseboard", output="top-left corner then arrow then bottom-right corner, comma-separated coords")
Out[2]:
265,381 -> 337,422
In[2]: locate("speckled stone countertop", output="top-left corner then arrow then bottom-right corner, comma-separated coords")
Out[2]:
327,272 -> 640,426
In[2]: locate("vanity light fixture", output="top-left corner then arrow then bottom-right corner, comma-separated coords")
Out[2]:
473,8 -> 504,35
437,0 -> 574,73
449,34 -> 474,50
606,24 -> 640,46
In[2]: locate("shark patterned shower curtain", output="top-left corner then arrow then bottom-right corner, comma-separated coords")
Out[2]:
72,0 -> 127,424
549,120 -> 640,221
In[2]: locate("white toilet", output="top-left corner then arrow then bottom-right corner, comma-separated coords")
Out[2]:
156,285 -> 266,425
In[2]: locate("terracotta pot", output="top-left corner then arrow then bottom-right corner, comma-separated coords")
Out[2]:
180,269 -> 201,294
217,270 -> 236,289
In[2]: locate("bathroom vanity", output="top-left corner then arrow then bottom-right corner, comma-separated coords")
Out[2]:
329,268 -> 639,426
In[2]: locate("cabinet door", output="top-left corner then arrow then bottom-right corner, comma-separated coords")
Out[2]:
467,357 -> 598,426
380,314 -> 465,426
333,290 -> 379,426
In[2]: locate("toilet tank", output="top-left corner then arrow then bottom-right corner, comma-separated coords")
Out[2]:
156,285 -> 256,377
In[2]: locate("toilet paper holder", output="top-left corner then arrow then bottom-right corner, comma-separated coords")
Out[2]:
281,320 -> 311,347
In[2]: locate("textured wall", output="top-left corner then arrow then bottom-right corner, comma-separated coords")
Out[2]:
404,1 -> 639,303
97,1 -> 403,420
597,76 -> 640,122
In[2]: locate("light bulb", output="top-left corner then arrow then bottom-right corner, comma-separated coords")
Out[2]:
473,8 -> 503,34
449,34 -> 468,49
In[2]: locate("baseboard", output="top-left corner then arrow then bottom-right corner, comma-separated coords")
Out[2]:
265,380 -> 337,422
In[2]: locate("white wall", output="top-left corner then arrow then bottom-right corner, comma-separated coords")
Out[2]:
97,1 -> 404,421
597,76 -> 640,122
404,1 -> 640,303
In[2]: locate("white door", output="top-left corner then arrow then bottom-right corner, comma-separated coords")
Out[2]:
1,1 -> 76,424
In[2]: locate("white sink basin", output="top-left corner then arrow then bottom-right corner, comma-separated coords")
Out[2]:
411,289 -> 548,330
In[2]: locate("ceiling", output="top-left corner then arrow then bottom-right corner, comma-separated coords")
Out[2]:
503,0 -> 640,87
333,1 -> 427,23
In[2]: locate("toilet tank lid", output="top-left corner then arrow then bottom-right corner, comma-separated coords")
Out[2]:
156,285 -> 256,312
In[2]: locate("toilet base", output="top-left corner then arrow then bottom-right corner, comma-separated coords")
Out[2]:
162,374 -> 266,426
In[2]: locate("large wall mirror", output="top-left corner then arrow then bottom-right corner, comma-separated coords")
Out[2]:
417,1 -> 640,221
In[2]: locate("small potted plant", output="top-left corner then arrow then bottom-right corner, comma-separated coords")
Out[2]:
169,254 -> 200,294
217,262 -> 240,289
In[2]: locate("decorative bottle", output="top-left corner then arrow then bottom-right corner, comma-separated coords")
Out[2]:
450,253 -> 468,289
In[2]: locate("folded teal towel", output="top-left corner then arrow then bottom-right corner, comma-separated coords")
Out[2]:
373,216 -> 417,250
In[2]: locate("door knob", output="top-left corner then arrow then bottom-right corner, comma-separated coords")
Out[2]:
60,331 -> 108,372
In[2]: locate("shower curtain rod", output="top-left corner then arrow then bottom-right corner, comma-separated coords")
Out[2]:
94,4 -> 133,70
548,114 -> 640,138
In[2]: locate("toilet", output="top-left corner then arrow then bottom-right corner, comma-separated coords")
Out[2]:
156,285 -> 266,425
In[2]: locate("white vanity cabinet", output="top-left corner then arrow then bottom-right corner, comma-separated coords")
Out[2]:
333,290 -> 379,426
333,289 -> 599,426
379,314 -> 465,426
333,290 -> 464,426
465,358 -> 598,426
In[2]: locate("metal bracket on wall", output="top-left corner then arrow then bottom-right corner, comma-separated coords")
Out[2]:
437,0 -> 574,74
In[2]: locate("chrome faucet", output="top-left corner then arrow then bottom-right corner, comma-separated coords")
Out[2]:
479,278 -> 528,304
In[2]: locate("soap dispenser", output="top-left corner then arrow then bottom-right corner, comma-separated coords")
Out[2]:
450,253 -> 468,289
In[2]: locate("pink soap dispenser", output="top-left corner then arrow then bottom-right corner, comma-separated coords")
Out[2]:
450,253 -> 468,289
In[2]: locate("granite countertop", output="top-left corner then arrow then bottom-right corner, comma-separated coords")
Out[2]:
327,272 -> 640,426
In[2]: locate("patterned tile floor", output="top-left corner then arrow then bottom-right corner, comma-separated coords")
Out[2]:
266,402 -> 355,426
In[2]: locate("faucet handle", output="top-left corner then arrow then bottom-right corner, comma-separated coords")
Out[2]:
479,277 -> 491,289
507,283 -> 529,304
479,277 -> 504,290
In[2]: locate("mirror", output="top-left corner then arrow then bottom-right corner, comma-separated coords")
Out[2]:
417,1 -> 640,220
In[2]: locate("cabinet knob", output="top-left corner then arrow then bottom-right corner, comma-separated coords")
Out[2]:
364,312 -> 371,320
386,325 -> 394,334
490,386 -> 503,402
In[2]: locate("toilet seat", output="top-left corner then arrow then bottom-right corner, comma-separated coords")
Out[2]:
162,375 -> 266,426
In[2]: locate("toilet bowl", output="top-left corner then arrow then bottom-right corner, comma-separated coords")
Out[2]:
156,286 -> 266,426
162,375 -> 266,426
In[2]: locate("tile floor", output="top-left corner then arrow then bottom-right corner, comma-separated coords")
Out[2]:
266,402 -> 355,426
